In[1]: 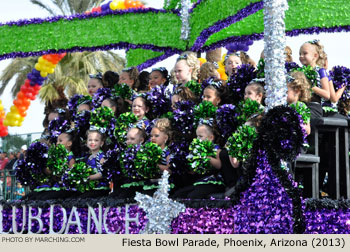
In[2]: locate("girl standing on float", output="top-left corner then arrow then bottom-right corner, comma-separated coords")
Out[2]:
224,51 -> 255,78
87,73 -> 104,96
148,67 -> 169,90
172,120 -> 225,199
170,52 -> 200,93
299,40 -> 330,118
77,128 -> 110,198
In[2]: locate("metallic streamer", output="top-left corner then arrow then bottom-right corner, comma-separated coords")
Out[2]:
134,171 -> 186,234
180,0 -> 191,40
263,0 -> 289,110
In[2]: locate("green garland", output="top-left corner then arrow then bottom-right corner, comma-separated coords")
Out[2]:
125,48 -> 164,68
66,162 -> 98,193
0,12 -> 185,56
226,124 -> 257,162
134,142 -> 163,179
114,112 -> 138,142
205,0 -> 350,47
290,101 -> 311,124
112,83 -> 134,100
190,0 -> 261,46
184,80 -> 202,97
236,98 -> 264,125
47,144 -> 69,177
186,138 -> 217,175
292,65 -> 318,87
194,100 -> 217,123
90,106 -> 115,129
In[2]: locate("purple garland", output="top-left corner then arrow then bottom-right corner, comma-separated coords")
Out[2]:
191,1 -> 263,51
137,51 -> 178,71
234,150 -> 294,233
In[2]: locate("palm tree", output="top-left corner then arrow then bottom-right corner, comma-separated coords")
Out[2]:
0,0 -> 125,106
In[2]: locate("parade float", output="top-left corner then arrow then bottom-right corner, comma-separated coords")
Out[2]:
1,0 -> 350,234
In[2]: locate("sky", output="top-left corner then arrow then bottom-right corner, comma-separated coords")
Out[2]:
1,0 -> 350,137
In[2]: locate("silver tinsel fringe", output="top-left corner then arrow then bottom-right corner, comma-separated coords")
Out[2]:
263,0 -> 289,110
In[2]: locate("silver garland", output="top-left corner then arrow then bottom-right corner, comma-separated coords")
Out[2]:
180,0 -> 191,40
263,0 -> 289,110
135,170 -> 186,234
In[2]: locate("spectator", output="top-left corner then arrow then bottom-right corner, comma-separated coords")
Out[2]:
0,152 -> 8,170
14,182 -> 25,200
20,145 -> 27,159
5,152 -> 16,170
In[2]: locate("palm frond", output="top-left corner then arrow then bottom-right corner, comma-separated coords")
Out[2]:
30,0 -> 57,16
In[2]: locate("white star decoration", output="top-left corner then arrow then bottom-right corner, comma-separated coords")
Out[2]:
135,170 -> 186,234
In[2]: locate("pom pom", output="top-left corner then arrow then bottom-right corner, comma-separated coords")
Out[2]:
101,148 -> 122,181
226,125 -> 258,162
47,144 -> 69,177
134,142 -> 163,179
67,94 -> 83,118
216,104 -> 239,138
226,64 -> 257,104
63,162 -> 98,193
257,105 -> 306,164
90,106 -> 115,129
15,158 -> 32,187
146,85 -> 172,118
120,144 -> 142,180
168,141 -> 191,175
292,65 -> 318,87
194,101 -> 217,124
257,59 -> 300,79
172,100 -> 195,135
48,117 -> 70,144
184,80 -> 202,97
285,62 -> 300,73
112,83 -> 134,100
25,141 -> 49,186
92,88 -> 112,108
114,112 -> 138,143
329,65 -> 350,100
74,110 -> 91,137
236,98 -> 264,125
290,101 -> 311,124
186,139 -> 217,175
256,59 -> 265,78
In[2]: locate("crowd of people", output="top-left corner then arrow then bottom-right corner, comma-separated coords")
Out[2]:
11,39 -> 349,201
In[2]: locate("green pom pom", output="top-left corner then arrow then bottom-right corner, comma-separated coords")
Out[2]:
187,139 -> 217,175
256,58 -> 265,78
90,106 -> 115,128
194,101 -> 217,123
47,144 -> 69,177
290,101 -> 311,124
161,111 -> 174,120
113,83 -> 134,100
184,80 -> 202,97
66,162 -> 98,193
134,142 -> 163,179
293,65 -> 318,87
236,98 -> 264,125
114,112 -> 138,143
226,125 -> 257,162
